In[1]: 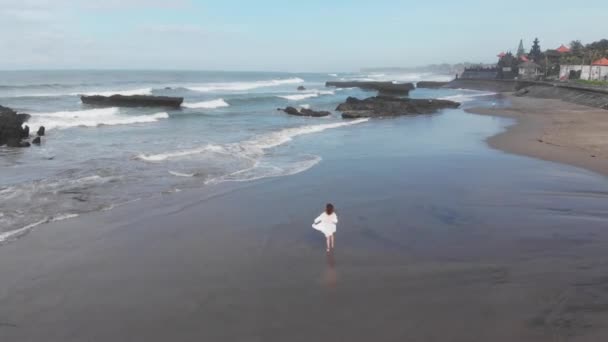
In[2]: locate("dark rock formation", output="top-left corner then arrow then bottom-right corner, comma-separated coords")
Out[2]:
0,105 -> 31,147
32,136 -> 41,145
297,86 -> 306,91
81,95 -> 184,108
416,81 -> 449,89
37,126 -> 45,136
326,81 -> 414,96
22,125 -> 30,139
281,106 -> 331,117
336,96 -> 460,119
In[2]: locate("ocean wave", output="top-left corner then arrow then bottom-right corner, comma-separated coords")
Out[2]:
27,108 -> 169,130
277,90 -> 335,101
137,118 -> 369,163
278,93 -> 319,101
168,170 -> 196,177
328,74 -> 338,77
182,98 -> 230,109
439,92 -> 496,103
0,213 -> 80,244
187,78 -> 304,92
211,155 -> 322,184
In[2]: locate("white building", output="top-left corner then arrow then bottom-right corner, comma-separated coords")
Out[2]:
560,58 -> 608,81
518,61 -> 541,80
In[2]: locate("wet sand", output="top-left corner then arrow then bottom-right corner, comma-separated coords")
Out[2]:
468,96 -> 608,178
2,159 -> 608,341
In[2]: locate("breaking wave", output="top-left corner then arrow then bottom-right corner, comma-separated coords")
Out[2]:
182,98 -> 230,109
137,119 -> 369,163
277,90 -> 335,101
27,108 -> 169,130
187,78 -> 304,92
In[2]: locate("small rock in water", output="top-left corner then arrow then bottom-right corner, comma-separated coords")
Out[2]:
281,106 -> 330,117
37,126 -> 45,136
32,136 -> 41,145
297,86 -> 306,91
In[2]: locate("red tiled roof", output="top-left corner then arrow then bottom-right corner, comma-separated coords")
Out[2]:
520,55 -> 529,62
556,45 -> 570,53
497,52 -> 506,58
592,58 -> 608,66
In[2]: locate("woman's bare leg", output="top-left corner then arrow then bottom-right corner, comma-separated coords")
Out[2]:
330,234 -> 335,249
326,236 -> 331,252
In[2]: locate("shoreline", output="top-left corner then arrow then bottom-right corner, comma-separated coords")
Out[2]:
467,95 -> 608,178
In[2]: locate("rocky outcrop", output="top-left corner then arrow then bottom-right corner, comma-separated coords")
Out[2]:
281,106 -> 331,117
32,136 -> 41,145
81,95 -> 184,108
326,81 -> 414,96
297,86 -> 306,91
37,126 -> 45,136
416,81 -> 449,89
0,105 -> 31,147
336,96 -> 460,119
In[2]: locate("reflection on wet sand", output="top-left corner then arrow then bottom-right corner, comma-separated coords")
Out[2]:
323,252 -> 337,289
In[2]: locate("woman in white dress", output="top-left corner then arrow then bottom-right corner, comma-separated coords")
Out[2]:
313,203 -> 338,252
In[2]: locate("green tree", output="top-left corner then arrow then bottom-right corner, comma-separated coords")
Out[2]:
530,38 -> 542,61
570,40 -> 584,55
517,39 -> 526,58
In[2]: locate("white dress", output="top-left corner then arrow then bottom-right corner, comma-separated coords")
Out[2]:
312,212 -> 338,237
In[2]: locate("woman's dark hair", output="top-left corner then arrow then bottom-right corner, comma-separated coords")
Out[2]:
325,203 -> 334,215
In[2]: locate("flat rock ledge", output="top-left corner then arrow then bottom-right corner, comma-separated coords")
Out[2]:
326,81 -> 414,96
280,107 -> 331,117
81,95 -> 184,108
336,96 -> 460,119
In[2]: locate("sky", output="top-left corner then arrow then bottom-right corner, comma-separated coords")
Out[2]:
1,0 -> 607,72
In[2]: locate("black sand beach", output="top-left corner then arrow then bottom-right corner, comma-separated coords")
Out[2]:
2,112 -> 608,341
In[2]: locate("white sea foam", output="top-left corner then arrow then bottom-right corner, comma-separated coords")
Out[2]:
137,119 -> 369,163
187,78 -> 304,92
277,90 -> 335,101
328,74 -> 338,77
440,92 -> 496,103
279,93 -> 319,101
0,218 -> 48,243
72,88 -> 153,96
299,104 -> 311,109
212,155 -> 323,184
27,108 -> 169,130
182,98 -> 229,109
169,171 -> 196,177
0,213 -> 79,243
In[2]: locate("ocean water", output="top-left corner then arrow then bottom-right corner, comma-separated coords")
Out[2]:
2,70 -> 604,242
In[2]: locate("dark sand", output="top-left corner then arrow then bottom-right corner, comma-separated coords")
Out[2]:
2,155 -> 608,341
468,96 -> 608,178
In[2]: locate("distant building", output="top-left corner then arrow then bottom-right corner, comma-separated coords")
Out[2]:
518,61 -> 541,80
556,44 -> 571,53
559,58 -> 608,81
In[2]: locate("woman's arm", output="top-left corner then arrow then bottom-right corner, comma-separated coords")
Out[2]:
332,214 -> 338,224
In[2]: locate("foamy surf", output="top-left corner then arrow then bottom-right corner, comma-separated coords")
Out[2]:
439,91 -> 496,103
27,108 -> 169,130
137,118 -> 369,163
187,78 -> 304,92
277,90 -> 335,101
0,213 -> 79,244
182,98 -> 230,109
169,171 -> 196,177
